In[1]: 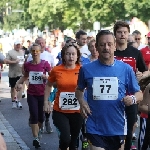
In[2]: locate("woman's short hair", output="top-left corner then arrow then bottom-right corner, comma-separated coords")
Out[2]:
88,38 -> 96,49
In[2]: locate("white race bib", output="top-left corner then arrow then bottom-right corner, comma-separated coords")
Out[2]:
29,71 -> 43,84
93,77 -> 118,100
59,92 -> 80,110
17,56 -> 24,65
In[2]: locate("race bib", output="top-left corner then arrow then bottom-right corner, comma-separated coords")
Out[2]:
93,77 -> 118,100
59,92 -> 80,110
17,56 -> 24,65
29,71 -> 43,84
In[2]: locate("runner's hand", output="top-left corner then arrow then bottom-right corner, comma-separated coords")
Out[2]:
41,74 -> 47,80
136,68 -> 143,81
15,59 -> 20,64
43,102 -> 52,114
15,84 -> 22,91
80,101 -> 91,118
122,95 -> 133,106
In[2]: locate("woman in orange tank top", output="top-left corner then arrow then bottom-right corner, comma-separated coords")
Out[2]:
44,42 -> 83,150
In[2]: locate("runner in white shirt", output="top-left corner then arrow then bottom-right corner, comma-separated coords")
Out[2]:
51,41 -> 65,65
132,30 -> 146,50
76,30 -> 91,58
27,37 -> 55,133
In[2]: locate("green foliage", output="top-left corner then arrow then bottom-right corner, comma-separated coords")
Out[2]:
0,0 -> 150,31
125,0 -> 150,23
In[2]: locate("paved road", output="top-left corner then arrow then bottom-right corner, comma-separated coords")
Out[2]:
1,68 -> 150,150
0,68 -> 61,150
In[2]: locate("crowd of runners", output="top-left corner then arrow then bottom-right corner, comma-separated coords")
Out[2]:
0,20 -> 150,150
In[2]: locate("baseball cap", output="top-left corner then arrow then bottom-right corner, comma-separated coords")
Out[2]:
14,40 -> 21,45
146,32 -> 150,38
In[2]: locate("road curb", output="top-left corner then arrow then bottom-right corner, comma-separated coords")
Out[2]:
0,111 -> 30,150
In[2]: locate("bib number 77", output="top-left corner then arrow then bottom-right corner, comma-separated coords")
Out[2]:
93,77 -> 118,100
100,85 -> 111,93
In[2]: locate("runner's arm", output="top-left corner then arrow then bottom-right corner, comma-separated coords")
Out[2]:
138,84 -> 149,114
75,87 -> 91,118
4,59 -> 19,64
0,134 -> 7,150
75,87 -> 84,105
16,74 -> 29,85
138,103 -> 148,114
44,81 -> 53,113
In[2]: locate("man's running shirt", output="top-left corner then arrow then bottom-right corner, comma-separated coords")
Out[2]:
77,59 -> 140,136
114,46 -> 147,72
48,64 -> 81,113
24,60 -> 51,95
114,46 -> 147,114
140,46 -> 150,67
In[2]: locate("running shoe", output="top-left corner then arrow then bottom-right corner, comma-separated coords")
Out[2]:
38,129 -> 42,139
17,101 -> 22,109
132,136 -> 137,141
40,124 -> 44,133
81,135 -> 90,150
45,121 -> 53,133
12,101 -> 17,109
132,133 -> 137,141
22,93 -> 25,98
130,145 -> 137,150
33,138 -> 41,148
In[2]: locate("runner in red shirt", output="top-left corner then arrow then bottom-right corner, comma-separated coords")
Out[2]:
138,32 -> 150,149
140,32 -> 150,69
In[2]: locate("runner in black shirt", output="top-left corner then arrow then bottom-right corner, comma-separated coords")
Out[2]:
113,21 -> 147,150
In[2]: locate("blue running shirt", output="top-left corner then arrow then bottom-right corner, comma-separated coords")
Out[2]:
77,59 -> 140,136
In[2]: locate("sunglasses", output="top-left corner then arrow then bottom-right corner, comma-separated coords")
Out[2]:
66,39 -> 76,43
135,38 -> 141,40
65,42 -> 79,49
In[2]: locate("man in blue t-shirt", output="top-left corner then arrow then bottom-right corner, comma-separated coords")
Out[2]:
75,30 -> 143,150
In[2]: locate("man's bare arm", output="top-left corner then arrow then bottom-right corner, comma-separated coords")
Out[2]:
75,87 -> 91,118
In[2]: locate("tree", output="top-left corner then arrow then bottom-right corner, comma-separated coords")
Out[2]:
1,0 -> 150,31
125,0 -> 150,24
29,0 -> 66,30
14,0 -> 35,29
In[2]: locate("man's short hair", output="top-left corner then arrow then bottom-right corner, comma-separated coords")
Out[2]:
35,37 -> 45,43
132,30 -> 141,35
113,21 -> 130,36
75,30 -> 87,39
95,30 -> 115,48
88,39 -> 96,49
